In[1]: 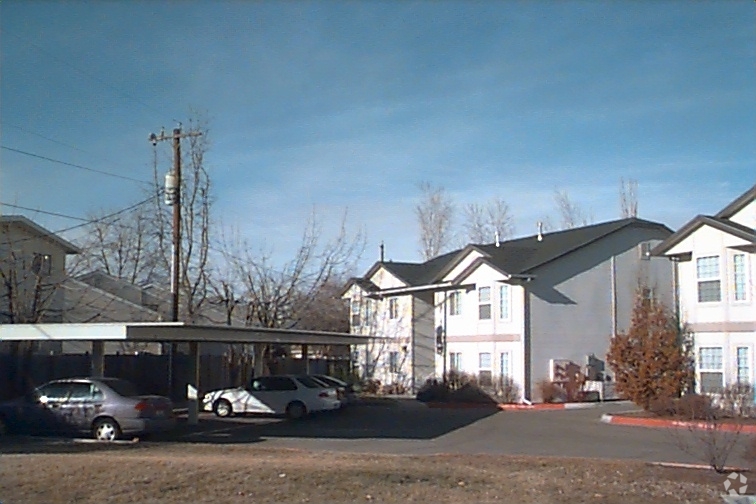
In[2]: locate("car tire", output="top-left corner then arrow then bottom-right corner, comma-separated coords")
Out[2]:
285,401 -> 307,420
213,399 -> 233,418
92,418 -> 121,442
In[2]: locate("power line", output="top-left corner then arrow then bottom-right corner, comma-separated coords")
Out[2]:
0,203 -> 91,221
1,145 -> 153,186
1,122 -> 91,155
6,31 -> 179,124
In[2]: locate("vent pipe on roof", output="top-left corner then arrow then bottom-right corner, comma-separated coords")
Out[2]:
380,241 -> 385,262
495,231 -> 500,247
537,221 -> 543,242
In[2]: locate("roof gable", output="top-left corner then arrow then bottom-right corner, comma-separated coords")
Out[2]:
0,215 -> 80,254
715,184 -> 756,220
652,215 -> 756,256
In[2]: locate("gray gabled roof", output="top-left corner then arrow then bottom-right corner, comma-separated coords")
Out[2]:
652,214 -> 756,256
352,218 -> 671,290
0,215 -> 80,254
715,184 -> 756,219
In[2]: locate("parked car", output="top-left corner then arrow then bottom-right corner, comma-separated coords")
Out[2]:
0,377 -> 175,441
311,374 -> 358,406
202,375 -> 341,419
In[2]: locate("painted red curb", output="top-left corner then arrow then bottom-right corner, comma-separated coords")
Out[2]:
425,402 -> 598,410
601,413 -> 756,434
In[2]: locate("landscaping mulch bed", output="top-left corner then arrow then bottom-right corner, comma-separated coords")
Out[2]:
0,443 -> 731,503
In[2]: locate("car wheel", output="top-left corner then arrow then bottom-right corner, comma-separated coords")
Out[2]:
213,399 -> 233,418
285,401 -> 307,420
93,418 -> 121,442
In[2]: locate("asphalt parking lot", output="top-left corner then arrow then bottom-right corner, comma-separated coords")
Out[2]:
3,398 -> 753,468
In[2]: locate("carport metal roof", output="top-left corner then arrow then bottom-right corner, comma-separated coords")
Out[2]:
0,322 -> 370,345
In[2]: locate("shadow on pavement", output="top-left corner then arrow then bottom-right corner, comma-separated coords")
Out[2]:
0,399 -> 500,451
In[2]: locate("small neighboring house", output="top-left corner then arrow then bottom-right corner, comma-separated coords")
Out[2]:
653,184 -> 756,394
343,218 -> 674,400
0,215 -> 80,354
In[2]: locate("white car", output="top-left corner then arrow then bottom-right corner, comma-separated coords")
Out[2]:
202,375 -> 341,419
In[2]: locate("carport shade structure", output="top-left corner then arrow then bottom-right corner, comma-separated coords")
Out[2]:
0,322 -> 370,425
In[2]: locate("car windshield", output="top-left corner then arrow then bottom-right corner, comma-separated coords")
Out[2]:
101,379 -> 140,397
296,376 -> 325,389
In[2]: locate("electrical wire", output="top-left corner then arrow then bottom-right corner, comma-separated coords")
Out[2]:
1,145 -> 153,186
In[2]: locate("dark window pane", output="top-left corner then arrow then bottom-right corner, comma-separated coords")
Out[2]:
478,370 -> 493,387
700,372 -> 723,394
698,280 -> 721,302
36,383 -> 71,401
265,377 -> 297,391
68,383 -> 94,400
479,304 -> 491,320
295,376 -> 323,389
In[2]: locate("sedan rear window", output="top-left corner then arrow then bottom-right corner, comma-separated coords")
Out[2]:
295,376 -> 324,389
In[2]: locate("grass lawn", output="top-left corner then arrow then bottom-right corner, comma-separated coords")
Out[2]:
0,443 -> 729,503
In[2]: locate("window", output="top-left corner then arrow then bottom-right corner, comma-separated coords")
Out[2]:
639,242 -> 652,261
35,382 -> 71,402
31,253 -> 52,276
350,300 -> 361,327
449,291 -> 462,316
696,256 -> 721,302
295,376 -> 324,389
364,301 -> 373,325
68,383 -> 96,401
478,287 -> 491,320
737,347 -> 750,384
389,298 -> 399,319
499,285 -> 510,320
698,347 -> 723,394
450,352 -> 462,371
500,352 -> 510,378
478,352 -> 492,386
252,376 -> 297,391
389,351 -> 400,373
734,254 -> 747,301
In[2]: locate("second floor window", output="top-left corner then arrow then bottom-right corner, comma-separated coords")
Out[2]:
350,300 -> 361,327
388,297 -> 399,319
31,253 -> 52,276
449,291 -> 462,316
734,254 -> 747,301
499,284 -> 510,320
696,256 -> 721,303
478,286 -> 491,320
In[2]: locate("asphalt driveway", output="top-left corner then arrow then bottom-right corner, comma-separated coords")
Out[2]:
3,399 -> 753,469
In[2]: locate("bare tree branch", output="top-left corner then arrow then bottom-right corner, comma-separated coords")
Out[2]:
553,189 -> 593,230
620,177 -> 639,218
416,182 -> 454,260
462,197 -> 515,243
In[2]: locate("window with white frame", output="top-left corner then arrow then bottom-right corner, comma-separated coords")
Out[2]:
350,300 -> 361,327
450,352 -> 462,371
733,254 -> 747,302
500,351 -> 510,378
364,301 -> 373,326
499,284 -> 510,320
698,347 -> 723,393
737,347 -> 750,384
388,297 -> 399,319
696,256 -> 721,303
389,351 -> 400,373
449,291 -> 462,316
31,253 -> 52,276
478,287 -> 491,320
478,352 -> 492,386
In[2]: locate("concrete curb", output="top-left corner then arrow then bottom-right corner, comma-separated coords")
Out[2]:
499,402 -> 600,411
425,401 -> 602,410
601,413 -> 756,434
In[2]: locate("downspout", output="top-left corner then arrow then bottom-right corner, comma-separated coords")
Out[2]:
610,255 -> 617,338
523,284 -> 532,402
442,291 -> 448,383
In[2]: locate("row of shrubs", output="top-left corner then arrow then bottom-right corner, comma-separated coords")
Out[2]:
648,383 -> 756,420
415,371 -> 521,404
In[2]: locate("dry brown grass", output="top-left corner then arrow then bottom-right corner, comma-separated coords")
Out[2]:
0,443 -> 726,503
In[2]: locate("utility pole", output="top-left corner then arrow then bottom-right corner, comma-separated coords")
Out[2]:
149,126 -> 202,399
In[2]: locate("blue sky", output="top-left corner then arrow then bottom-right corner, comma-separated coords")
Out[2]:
1,1 -> 754,272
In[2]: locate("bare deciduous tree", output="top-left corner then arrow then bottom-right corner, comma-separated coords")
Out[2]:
462,197 -> 515,244
219,210 -> 364,375
620,177 -> 639,218
416,182 -> 454,260
554,189 -> 593,230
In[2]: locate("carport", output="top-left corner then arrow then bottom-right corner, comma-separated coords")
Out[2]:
0,322 -> 369,424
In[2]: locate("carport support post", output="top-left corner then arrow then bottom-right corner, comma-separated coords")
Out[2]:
91,341 -> 105,377
302,344 -> 309,373
187,341 -> 200,425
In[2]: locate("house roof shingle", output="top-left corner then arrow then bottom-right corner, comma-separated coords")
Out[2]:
354,218 -> 671,290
